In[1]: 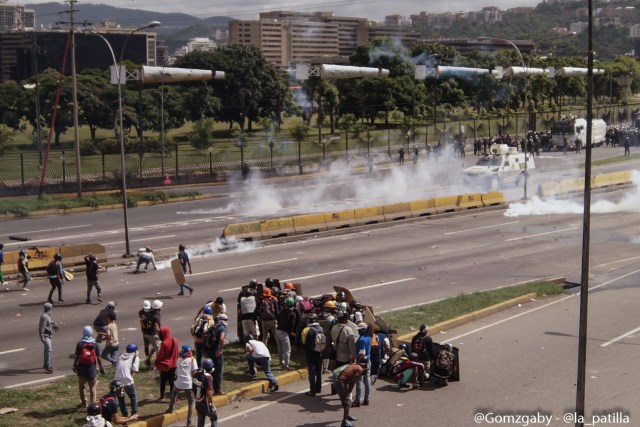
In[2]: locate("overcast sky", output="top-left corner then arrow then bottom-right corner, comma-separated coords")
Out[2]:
24,0 -> 543,21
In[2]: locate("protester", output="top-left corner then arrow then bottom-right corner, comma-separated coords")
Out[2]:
177,244 -> 194,296
17,249 -> 31,290
275,296 -> 299,370
301,313 -> 325,396
145,300 -> 163,366
46,253 -> 65,303
73,326 -> 106,408
113,343 -> 140,418
84,253 -> 106,304
39,302 -> 56,373
134,247 -> 156,273
166,344 -> 197,426
193,358 -> 219,427
352,323 -> 372,407
98,380 -> 138,426
93,301 -> 117,336
99,316 -> 120,366
156,326 -> 179,401
244,334 -> 279,392
82,402 -> 112,427
138,300 -> 154,360
332,356 -> 367,427
191,305 -> 215,366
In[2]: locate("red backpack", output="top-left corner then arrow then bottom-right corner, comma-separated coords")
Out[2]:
78,342 -> 96,365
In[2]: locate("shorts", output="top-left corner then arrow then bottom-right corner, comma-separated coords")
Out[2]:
335,381 -> 351,408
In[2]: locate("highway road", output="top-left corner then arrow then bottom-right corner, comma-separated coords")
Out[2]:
0,146 -> 638,392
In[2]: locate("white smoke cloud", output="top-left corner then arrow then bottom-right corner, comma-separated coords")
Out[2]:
155,237 -> 257,269
505,170 -> 640,217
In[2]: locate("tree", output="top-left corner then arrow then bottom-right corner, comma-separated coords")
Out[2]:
289,117 -> 309,174
76,70 -> 112,141
0,125 -> 12,154
350,38 -> 414,77
189,118 -> 215,151
0,82 -> 28,131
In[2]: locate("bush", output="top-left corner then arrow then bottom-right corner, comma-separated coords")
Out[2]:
9,206 -> 30,217
143,191 -> 169,203
80,141 -> 97,156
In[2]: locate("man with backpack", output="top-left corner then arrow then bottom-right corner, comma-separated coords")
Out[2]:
432,342 -> 456,387
85,253 -> 106,304
46,253 -> 65,304
238,288 -> 259,342
258,288 -> 279,345
275,296 -> 299,370
191,305 -> 215,366
193,358 -> 218,427
113,343 -> 139,419
138,300 -> 154,360
202,314 -> 227,395
301,313 -> 325,397
410,324 -> 436,367
73,326 -> 106,408
98,380 -> 138,426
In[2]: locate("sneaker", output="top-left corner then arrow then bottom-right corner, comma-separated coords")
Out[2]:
213,391 -> 226,396
189,288 -> 193,296
269,383 -> 279,392
304,391 -> 316,397
45,368 -> 53,374
177,292 -> 184,296
341,421 -> 354,427
248,374 -> 257,380
347,415 -> 358,421
86,300 -> 91,304
97,296 -> 102,302
371,375 -> 378,385
58,299 -> 64,303
362,399 -> 369,406
351,400 -> 360,408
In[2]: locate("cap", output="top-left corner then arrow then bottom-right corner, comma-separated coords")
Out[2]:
107,301 -> 116,308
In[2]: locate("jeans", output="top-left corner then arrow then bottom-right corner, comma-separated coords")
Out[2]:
43,337 -> 52,369
196,403 -> 218,427
355,360 -> 371,402
275,330 -> 291,367
118,384 -> 138,416
246,355 -> 277,386
101,344 -> 119,365
86,280 -> 102,302
306,353 -> 322,394
47,277 -> 62,302
212,354 -> 223,393
169,387 -> 194,423
159,368 -> 176,399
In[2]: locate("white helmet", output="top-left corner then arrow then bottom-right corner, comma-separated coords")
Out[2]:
142,300 -> 151,310
152,300 -> 163,310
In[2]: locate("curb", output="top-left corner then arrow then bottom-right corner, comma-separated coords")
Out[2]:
129,277 -> 564,427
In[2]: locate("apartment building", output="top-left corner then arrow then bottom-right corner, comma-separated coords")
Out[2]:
0,0 -> 34,32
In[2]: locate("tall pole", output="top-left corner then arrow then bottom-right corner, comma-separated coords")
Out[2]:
69,0 -> 82,196
575,0 -> 594,424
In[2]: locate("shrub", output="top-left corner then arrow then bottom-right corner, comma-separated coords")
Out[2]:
143,191 -> 169,203
9,206 -> 30,217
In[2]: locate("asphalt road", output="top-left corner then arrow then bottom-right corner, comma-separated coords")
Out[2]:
0,146 -> 638,392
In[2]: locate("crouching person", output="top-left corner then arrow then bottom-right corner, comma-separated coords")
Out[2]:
193,358 -> 219,427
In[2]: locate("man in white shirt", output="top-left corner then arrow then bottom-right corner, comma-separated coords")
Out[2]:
114,343 -> 140,417
167,344 -> 198,426
244,334 -> 279,392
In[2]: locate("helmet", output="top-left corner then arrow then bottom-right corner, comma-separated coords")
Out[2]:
202,358 -> 214,371
181,344 -> 191,356
179,244 -> 186,251
152,300 -> 163,310
87,402 -> 101,416
399,343 -> 409,352
217,313 -> 228,322
249,279 -> 258,287
142,300 -> 151,310
408,352 -> 419,362
88,253 -> 96,261
444,342 -> 453,351
357,355 -> 369,366
265,278 -> 274,287
53,253 -> 62,261
109,380 -> 124,395
336,291 -> 346,302
18,250 -> 26,257
245,334 -> 255,342
419,324 -> 429,333
284,297 -> 295,308
126,343 -> 138,353
284,282 -> 295,290
202,305 -> 213,315
308,313 -> 318,323
324,300 -> 336,309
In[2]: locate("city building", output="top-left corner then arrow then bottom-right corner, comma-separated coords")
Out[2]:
0,0 -> 34,32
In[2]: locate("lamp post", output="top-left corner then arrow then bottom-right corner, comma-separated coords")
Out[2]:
60,151 -> 66,185
91,21 -> 160,257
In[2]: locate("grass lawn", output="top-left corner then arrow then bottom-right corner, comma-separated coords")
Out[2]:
0,280 -> 564,426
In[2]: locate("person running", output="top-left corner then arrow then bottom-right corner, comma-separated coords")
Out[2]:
46,253 -> 65,303
177,244 -> 194,296
84,253 -> 106,304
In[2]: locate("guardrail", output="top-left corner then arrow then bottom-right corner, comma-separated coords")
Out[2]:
538,170 -> 634,198
222,191 -> 506,241
2,243 -> 107,274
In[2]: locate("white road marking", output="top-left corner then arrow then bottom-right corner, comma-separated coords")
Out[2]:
601,326 -> 640,348
593,255 -> 640,269
4,375 -> 66,389
445,221 -> 519,235
8,224 -> 90,235
503,226 -> 579,242
350,278 -> 416,292
0,348 -> 25,356
192,258 -> 298,279
102,235 -> 176,246
283,269 -> 351,281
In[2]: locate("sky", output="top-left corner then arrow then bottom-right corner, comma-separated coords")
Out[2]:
22,0 -> 543,21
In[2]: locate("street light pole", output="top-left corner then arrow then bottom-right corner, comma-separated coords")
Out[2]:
91,21 -> 160,257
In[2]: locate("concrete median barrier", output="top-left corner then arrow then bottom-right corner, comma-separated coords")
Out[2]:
435,195 -> 460,213
458,193 -> 484,210
354,206 -> 385,225
324,209 -> 357,230
382,202 -> 412,221
481,191 -> 506,206
610,170 -> 632,186
409,198 -> 437,216
293,213 -> 328,234
260,217 -> 295,238
223,221 -> 263,241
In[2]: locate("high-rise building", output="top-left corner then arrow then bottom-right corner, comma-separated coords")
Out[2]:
228,10 -> 418,69
0,1 -> 34,32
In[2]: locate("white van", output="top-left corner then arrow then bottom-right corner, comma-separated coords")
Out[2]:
550,117 -> 607,149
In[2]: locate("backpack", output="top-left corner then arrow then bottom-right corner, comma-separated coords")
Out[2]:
436,350 -> 453,372
99,394 -> 116,419
192,370 -> 212,403
202,324 -> 220,351
78,342 -> 96,365
259,298 -> 276,320
299,298 -> 314,313
309,324 -> 326,353
192,316 -> 209,339
410,335 -> 427,359
46,260 -> 58,276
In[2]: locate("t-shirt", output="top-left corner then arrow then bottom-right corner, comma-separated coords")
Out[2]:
105,323 -> 119,347
114,352 -> 139,386
178,251 -> 190,273
100,394 -> 118,423
93,308 -> 116,329
356,335 -> 372,359
174,356 -> 198,390
75,340 -> 101,378
246,340 -> 271,359
138,309 -> 155,335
